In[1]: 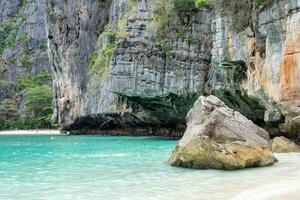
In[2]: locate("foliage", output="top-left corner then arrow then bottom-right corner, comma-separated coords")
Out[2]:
151,0 -> 208,38
155,37 -> 172,56
115,92 -> 201,130
0,117 -> 54,130
255,0 -> 269,5
174,68 -> 185,77
195,0 -> 210,8
0,2 -> 28,53
7,32 -> 17,47
89,43 -> 116,80
116,1 -> 138,39
0,18 -> 18,54
89,26 -> 116,80
0,72 -> 55,130
15,71 -> 52,92
208,0 -> 254,32
20,55 -> 31,68
151,0 -> 270,34
0,99 -> 18,120
0,0 -> 55,130
20,33 -> 31,43
24,85 -> 52,119
176,27 -> 187,39
89,0 -> 138,79
171,0 -> 211,14
152,0 -> 172,29
172,0 -> 197,13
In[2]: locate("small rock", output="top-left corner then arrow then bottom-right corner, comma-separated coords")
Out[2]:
271,136 -> 300,153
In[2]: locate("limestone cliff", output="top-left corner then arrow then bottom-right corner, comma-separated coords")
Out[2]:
47,0 -> 300,138
210,0 -> 300,136
0,0 -> 52,129
1,0 -> 299,138
0,0 -> 50,100
49,0 -> 212,135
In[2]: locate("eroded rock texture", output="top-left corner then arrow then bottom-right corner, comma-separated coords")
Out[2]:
0,0 -> 298,136
272,136 -> 300,153
169,95 -> 277,169
0,0 -> 50,119
46,0 -> 300,136
49,0 -> 212,135
47,0 -> 112,126
210,1 -> 300,137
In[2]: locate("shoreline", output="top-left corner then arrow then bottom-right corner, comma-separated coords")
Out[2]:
0,129 -> 66,135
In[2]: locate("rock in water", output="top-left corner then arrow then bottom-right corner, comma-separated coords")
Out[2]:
271,137 -> 300,153
169,95 -> 277,170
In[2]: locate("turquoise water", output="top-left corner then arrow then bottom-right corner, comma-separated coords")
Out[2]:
0,135 -> 300,200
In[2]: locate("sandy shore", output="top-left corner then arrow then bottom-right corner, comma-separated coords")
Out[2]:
233,181 -> 300,200
0,129 -> 67,135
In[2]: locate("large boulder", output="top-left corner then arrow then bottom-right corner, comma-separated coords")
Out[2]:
169,95 -> 277,170
271,136 -> 300,153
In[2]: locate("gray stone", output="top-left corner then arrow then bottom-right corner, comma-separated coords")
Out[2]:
169,95 -> 277,170
1,0 -> 300,136
49,0 -> 212,129
0,0 -> 50,114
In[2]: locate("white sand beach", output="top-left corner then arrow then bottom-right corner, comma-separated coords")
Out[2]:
0,129 -> 65,135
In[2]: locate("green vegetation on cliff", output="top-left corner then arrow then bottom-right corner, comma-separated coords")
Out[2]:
0,18 -> 19,54
89,27 -> 116,80
0,72 -> 56,130
89,1 -> 138,80
152,0 -> 269,29
0,0 -> 54,130
0,0 -> 29,54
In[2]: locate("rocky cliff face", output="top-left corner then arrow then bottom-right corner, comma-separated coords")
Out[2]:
0,0 -> 49,100
47,0 -> 111,126
49,0 -> 212,135
47,0 -> 300,138
1,0 -> 298,137
211,0 -> 300,135
0,0 -> 51,127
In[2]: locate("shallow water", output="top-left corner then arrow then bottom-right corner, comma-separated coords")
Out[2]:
0,135 -> 299,200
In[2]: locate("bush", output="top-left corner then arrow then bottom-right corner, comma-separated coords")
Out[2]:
195,0 -> 209,8
14,71 -> 52,92
0,117 -> 54,130
0,99 -> 18,120
20,55 -> 31,68
172,0 -> 196,13
0,71 -> 55,130
0,18 -> 18,54
24,85 -> 53,119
